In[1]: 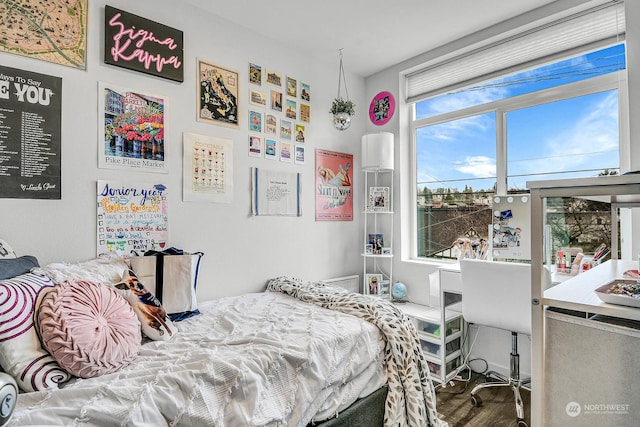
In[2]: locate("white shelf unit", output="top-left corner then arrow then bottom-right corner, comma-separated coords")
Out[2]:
528,174 -> 640,427
362,169 -> 393,298
398,302 -> 464,384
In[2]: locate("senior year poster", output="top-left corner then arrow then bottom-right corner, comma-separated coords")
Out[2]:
97,180 -> 168,256
315,149 -> 353,221
0,65 -> 61,199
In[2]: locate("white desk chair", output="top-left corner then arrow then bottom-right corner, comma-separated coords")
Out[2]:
459,259 -> 549,427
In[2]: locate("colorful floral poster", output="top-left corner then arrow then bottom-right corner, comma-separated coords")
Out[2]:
96,180 -> 168,256
99,82 -> 167,173
315,149 -> 353,221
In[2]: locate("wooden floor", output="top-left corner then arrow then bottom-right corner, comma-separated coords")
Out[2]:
435,373 -> 531,427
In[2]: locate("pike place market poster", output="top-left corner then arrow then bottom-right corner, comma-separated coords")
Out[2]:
0,66 -> 61,199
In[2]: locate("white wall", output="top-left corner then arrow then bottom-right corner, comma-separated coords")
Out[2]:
0,0 -> 368,301
364,0 -> 640,377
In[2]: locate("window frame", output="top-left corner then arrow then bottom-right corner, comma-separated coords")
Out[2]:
408,68 -> 628,261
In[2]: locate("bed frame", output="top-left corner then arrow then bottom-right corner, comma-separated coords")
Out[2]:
312,385 -> 388,427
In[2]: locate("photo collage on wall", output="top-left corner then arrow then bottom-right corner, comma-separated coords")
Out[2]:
247,62 -> 311,164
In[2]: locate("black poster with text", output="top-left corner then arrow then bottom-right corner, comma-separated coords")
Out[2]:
0,66 -> 62,199
104,5 -> 184,82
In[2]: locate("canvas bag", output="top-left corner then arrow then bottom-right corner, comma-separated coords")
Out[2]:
129,248 -> 203,321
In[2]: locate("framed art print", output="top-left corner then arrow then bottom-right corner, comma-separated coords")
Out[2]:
198,59 -> 239,128
369,91 -> 395,126
1,1 -> 87,70
99,82 -> 168,173
183,132 -> 233,203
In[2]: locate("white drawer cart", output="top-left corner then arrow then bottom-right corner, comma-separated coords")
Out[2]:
397,264 -> 465,384
399,302 -> 464,384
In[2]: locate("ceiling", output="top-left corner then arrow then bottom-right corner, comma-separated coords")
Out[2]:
181,0 -> 558,77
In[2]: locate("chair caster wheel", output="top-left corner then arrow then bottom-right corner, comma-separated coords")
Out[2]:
517,420 -> 528,427
470,394 -> 482,407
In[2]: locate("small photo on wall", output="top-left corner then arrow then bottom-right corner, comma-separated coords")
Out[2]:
286,76 -> 297,97
300,103 -> 310,122
300,82 -> 310,101
249,63 -> 261,85
248,135 -> 262,157
285,99 -> 297,119
280,120 -> 292,140
265,139 -> 277,160
249,89 -> 267,107
295,124 -> 305,143
271,90 -> 283,111
266,69 -> 282,86
295,144 -> 305,165
265,114 -> 277,134
280,141 -> 292,162
249,110 -> 262,132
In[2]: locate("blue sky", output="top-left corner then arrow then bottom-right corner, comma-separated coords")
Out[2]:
416,44 -> 625,193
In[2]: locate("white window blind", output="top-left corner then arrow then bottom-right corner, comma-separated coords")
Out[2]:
406,1 -> 625,103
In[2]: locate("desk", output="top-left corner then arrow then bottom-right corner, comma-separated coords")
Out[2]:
529,174 -> 640,427
542,260 -> 640,426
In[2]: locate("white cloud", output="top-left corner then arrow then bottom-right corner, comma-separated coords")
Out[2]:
455,156 -> 496,178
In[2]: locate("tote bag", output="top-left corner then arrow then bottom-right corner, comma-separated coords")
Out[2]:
130,248 -> 203,321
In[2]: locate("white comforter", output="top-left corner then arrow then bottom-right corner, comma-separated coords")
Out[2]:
10,292 -> 386,427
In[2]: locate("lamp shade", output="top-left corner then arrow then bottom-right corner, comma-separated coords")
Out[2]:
361,132 -> 394,171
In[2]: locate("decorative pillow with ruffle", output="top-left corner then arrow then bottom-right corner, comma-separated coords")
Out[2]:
113,269 -> 177,341
0,273 -> 70,392
37,280 -> 141,378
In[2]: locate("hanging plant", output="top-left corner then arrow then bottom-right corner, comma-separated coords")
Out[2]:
331,49 -> 355,130
329,97 -> 356,116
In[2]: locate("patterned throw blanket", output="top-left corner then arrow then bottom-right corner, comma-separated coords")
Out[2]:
267,277 -> 448,427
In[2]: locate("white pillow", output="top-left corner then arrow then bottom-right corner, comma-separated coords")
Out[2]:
33,253 -> 128,285
0,273 -> 70,391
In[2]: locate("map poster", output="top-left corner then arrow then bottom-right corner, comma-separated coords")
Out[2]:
104,5 -> 184,82
315,149 -> 353,221
0,0 -> 87,69
0,65 -> 62,199
197,59 -> 239,128
97,180 -> 168,256
182,132 -> 234,203
98,82 -> 168,173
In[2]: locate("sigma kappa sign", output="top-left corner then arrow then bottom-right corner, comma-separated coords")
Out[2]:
104,5 -> 184,82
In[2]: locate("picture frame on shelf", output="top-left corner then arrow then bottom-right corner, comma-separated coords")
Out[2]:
368,233 -> 384,254
368,186 -> 390,212
364,244 -> 373,255
381,247 -> 392,255
365,273 -> 383,295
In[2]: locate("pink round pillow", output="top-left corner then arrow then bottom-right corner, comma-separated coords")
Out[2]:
38,280 -> 141,378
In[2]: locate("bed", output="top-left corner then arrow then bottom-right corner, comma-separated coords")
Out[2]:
0,253 -> 445,427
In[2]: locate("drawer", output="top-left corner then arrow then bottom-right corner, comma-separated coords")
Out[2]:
419,335 -> 461,358
427,357 -> 461,379
440,269 -> 462,293
413,316 -> 463,339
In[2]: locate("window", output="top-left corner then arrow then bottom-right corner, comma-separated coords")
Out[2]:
412,43 -> 626,260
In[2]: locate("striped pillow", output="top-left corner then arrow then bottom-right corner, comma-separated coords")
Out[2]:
0,273 -> 70,392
